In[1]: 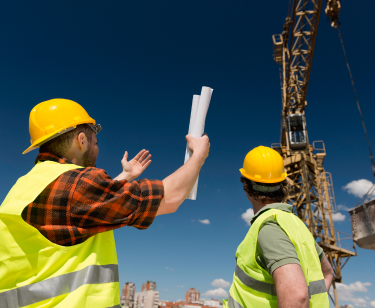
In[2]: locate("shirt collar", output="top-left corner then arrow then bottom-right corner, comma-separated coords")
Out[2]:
250,203 -> 293,225
34,152 -> 74,165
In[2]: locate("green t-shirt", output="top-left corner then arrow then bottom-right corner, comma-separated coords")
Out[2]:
250,203 -> 325,276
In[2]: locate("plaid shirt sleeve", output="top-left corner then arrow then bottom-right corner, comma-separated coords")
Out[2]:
22,153 -> 164,246
70,168 -> 163,230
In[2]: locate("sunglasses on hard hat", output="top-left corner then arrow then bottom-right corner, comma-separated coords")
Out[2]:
88,124 -> 102,134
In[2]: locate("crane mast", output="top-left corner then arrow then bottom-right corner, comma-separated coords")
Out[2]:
272,1 -> 355,307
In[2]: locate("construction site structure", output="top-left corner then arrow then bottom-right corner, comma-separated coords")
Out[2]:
271,1 -> 356,307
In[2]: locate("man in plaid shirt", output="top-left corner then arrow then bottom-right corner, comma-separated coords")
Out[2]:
21,102 -> 210,246
0,99 -> 210,307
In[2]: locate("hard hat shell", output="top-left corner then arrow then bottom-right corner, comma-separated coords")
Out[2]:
23,98 -> 96,154
239,146 -> 287,184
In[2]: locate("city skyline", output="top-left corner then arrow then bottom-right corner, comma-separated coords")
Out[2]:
121,282 -> 226,305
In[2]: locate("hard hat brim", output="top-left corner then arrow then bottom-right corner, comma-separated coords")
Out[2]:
239,168 -> 288,184
23,118 -> 95,154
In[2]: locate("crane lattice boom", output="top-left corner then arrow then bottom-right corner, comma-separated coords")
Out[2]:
271,1 -> 355,307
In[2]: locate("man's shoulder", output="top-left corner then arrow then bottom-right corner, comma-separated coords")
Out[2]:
63,166 -> 110,181
259,218 -> 284,236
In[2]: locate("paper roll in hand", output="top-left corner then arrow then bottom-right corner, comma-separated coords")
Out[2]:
184,86 -> 213,200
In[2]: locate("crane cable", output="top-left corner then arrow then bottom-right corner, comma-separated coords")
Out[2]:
287,0 -> 292,17
337,28 -> 375,236
337,28 -> 375,179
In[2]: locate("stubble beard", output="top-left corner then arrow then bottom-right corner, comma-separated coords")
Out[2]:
82,147 -> 97,167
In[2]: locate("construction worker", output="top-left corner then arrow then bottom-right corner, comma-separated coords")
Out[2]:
223,146 -> 334,308
0,98 -> 210,308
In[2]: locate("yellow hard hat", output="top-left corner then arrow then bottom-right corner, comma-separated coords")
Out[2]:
23,98 -> 96,154
239,146 -> 287,184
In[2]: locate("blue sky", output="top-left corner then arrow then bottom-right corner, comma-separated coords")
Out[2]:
0,1 -> 374,307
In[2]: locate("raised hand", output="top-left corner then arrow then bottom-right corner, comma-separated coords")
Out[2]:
121,149 -> 152,181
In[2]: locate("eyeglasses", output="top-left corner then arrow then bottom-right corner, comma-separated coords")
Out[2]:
88,124 -> 102,134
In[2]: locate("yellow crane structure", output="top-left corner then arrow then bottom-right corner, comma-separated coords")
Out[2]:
271,1 -> 356,307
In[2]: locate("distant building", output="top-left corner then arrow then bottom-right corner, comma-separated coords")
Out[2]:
203,300 -> 221,308
183,303 -> 213,308
185,288 -> 200,304
134,290 -> 159,308
191,301 -> 205,305
121,282 -> 136,308
160,301 -> 184,308
142,281 -> 157,292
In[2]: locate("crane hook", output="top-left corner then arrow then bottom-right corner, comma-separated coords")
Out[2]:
325,0 -> 341,28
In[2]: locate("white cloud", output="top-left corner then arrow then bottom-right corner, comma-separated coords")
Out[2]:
337,204 -> 352,211
370,301 -> 375,307
332,281 -> 372,307
365,297 -> 370,300
165,266 -> 175,271
203,288 -> 228,298
199,219 -> 210,225
177,285 -> 184,288
332,212 -> 346,222
211,279 -> 231,288
241,208 -> 254,225
343,179 -> 373,198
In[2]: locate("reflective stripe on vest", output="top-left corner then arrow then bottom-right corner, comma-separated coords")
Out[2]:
235,263 -> 326,298
235,264 -> 276,296
228,295 -> 244,308
0,264 -> 119,308
308,279 -> 327,298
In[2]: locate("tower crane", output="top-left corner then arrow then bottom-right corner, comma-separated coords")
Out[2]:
271,1 -> 356,307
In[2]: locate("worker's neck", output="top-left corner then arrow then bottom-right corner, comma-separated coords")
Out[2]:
62,149 -> 85,167
250,198 -> 274,215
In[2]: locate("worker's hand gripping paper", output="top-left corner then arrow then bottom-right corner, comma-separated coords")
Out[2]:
184,86 -> 213,200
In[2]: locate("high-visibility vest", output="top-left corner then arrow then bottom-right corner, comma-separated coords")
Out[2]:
223,207 -> 329,308
0,161 -> 120,308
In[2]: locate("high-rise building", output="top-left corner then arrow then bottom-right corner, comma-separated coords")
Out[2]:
185,288 -> 200,303
134,290 -> 159,308
141,281 -> 157,292
121,282 -> 136,308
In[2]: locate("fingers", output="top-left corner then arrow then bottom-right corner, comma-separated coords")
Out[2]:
138,150 -> 149,162
142,159 -> 152,170
133,149 -> 146,161
141,154 -> 152,166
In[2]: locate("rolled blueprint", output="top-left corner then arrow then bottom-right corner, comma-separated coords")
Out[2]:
184,95 -> 200,163
184,86 -> 213,200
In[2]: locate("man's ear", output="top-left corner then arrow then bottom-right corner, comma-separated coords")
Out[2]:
77,132 -> 88,151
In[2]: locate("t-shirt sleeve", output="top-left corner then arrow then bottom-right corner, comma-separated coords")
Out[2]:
315,241 -> 325,262
257,220 -> 300,275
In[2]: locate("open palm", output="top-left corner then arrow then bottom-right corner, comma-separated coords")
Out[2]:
121,150 -> 152,181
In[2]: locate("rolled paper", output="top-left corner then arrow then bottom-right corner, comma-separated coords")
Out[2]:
185,86 -> 213,200
185,95 -> 200,163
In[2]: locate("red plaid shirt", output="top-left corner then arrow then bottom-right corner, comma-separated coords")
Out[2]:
21,153 -> 164,246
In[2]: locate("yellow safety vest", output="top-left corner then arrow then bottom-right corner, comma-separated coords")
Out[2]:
0,161 -> 120,308
223,208 -> 329,308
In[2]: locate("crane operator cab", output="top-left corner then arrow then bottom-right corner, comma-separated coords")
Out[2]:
287,114 -> 307,149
